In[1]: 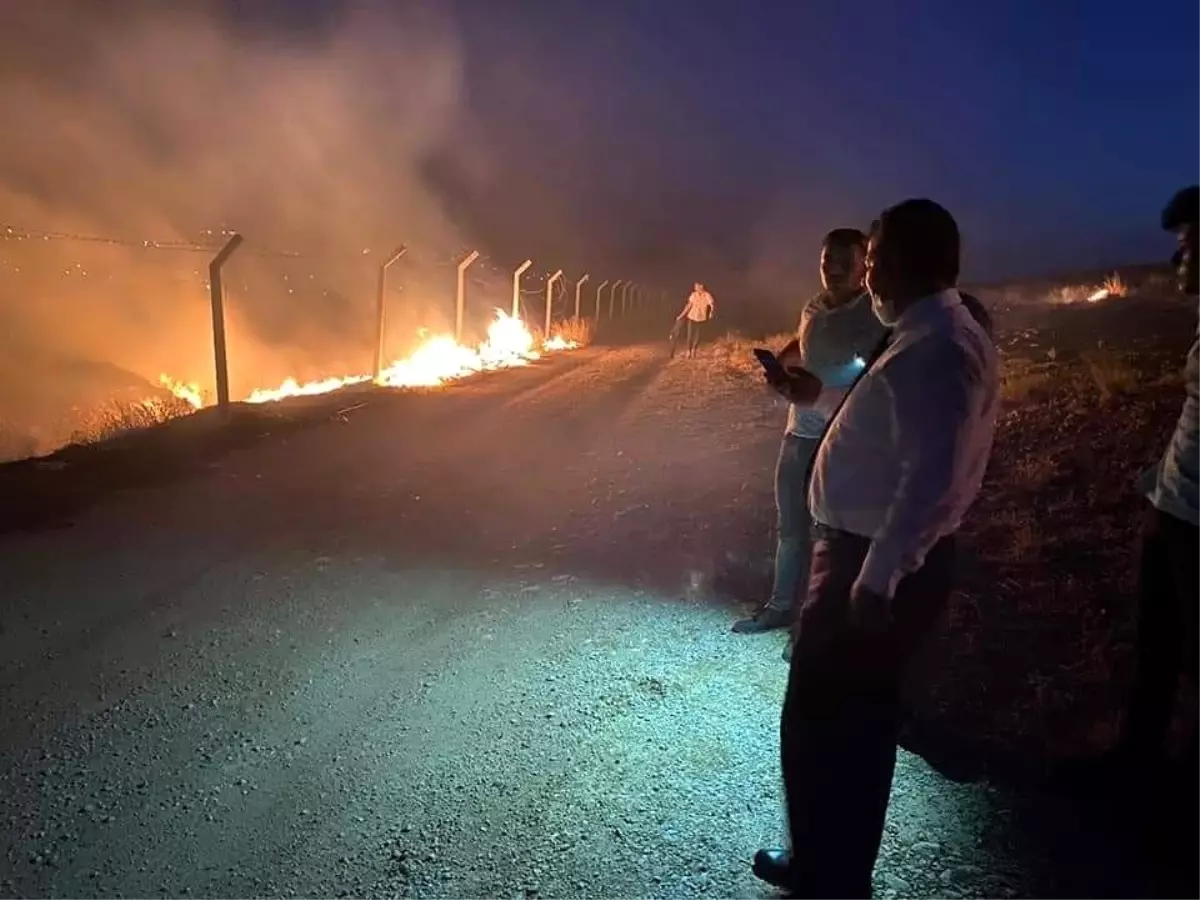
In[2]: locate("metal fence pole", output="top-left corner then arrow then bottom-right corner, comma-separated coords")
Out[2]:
374,245 -> 408,382
594,279 -> 609,324
209,233 -> 244,412
455,250 -> 480,343
610,279 -> 623,320
574,273 -> 589,320
512,259 -> 533,319
544,269 -> 563,339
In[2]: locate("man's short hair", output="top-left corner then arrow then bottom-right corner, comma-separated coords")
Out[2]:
822,228 -> 867,251
1162,185 -> 1199,231
876,199 -> 960,285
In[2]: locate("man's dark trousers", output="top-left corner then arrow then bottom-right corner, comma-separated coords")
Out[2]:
1124,503 -> 1199,756
781,525 -> 956,898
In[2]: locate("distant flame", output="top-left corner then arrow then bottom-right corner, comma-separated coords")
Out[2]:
1087,289 -> 1110,303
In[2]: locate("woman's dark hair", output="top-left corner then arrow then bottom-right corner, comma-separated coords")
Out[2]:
822,227 -> 867,251
1162,185 -> 1199,231
876,199 -> 960,285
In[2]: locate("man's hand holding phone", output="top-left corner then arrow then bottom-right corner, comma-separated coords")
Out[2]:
755,342 -> 822,405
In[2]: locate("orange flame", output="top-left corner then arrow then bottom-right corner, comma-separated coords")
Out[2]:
159,309 -> 578,409
158,374 -> 203,409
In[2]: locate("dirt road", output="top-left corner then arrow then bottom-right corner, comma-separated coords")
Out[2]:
0,340 -> 1168,898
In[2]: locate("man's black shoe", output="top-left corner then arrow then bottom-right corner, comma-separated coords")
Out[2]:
732,606 -> 790,634
752,848 -> 796,890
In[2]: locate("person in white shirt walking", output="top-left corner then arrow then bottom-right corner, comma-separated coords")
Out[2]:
751,199 -> 1000,898
734,228 -> 885,634
671,282 -> 715,358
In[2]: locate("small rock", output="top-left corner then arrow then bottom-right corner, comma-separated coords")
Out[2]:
882,872 -> 910,894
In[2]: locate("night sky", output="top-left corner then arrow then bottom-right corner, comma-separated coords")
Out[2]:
11,0 -> 1200,298
266,0 -> 1198,289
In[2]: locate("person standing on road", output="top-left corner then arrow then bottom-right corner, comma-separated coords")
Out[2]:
1082,186 -> 1199,839
733,228 -> 885,635
751,199 -> 1000,898
672,282 -> 715,358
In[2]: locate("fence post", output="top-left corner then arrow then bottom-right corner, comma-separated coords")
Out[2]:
619,281 -> 632,316
512,259 -> 533,318
544,269 -> 563,339
594,279 -> 609,324
374,245 -> 408,382
574,273 -> 589,320
610,279 -> 623,319
209,233 -> 244,413
456,249 -> 480,343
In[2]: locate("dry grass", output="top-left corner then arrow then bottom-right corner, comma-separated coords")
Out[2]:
1001,348 -> 1141,407
705,330 -> 792,379
1082,349 -> 1139,400
1000,360 -> 1056,403
550,316 -> 596,347
67,395 -> 196,446
934,320 -> 1194,761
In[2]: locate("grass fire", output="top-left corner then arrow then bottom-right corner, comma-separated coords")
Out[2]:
156,309 -> 580,411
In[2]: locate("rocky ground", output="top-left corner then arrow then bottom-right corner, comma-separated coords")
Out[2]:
0,295 -> 1196,898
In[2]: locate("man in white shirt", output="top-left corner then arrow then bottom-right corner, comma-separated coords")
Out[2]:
671,282 -> 715,358
733,229 -> 885,635
751,199 -> 1000,898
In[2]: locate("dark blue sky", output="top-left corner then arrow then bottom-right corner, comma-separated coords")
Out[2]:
444,0 -> 1198,283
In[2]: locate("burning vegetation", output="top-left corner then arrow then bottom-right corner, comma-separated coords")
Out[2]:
158,309 -> 579,411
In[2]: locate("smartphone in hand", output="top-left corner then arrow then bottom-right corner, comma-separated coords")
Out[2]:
754,347 -> 822,404
753,347 -> 789,382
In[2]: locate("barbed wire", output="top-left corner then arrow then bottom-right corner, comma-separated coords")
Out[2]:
2,224 -> 217,253
0,223 -> 646,297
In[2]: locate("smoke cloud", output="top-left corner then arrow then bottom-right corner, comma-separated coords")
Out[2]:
0,0 -> 494,453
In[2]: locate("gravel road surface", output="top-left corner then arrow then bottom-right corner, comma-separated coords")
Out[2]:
0,343 -> 1165,898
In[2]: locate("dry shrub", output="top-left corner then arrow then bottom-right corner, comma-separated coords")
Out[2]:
550,316 -> 595,347
1082,349 -> 1139,401
987,508 -> 1044,565
1000,360 -> 1056,403
705,331 -> 793,377
68,395 -> 195,446
1010,452 -> 1061,491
